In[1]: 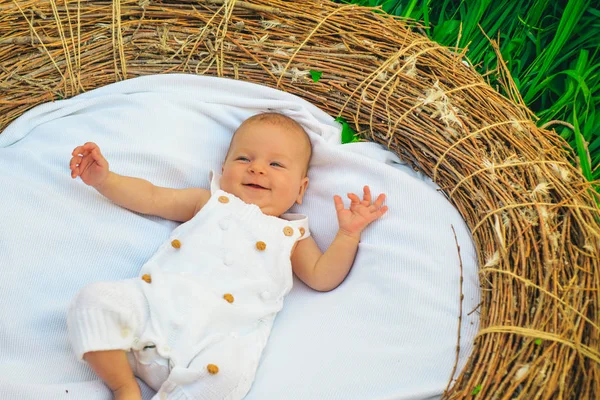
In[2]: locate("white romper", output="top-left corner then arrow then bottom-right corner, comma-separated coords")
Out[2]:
68,170 -> 310,400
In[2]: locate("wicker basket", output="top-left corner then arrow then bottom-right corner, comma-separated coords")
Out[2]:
1,0 -> 598,398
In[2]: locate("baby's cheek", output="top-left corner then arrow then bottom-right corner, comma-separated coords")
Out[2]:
219,175 -> 235,193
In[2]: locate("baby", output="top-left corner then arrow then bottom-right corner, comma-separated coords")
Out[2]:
67,112 -> 388,400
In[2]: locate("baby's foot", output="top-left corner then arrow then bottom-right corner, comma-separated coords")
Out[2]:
113,382 -> 142,400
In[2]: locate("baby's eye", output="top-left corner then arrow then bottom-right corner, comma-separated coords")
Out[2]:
270,162 -> 284,168
236,157 -> 250,162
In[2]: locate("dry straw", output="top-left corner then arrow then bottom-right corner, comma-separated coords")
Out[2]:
1,0 -> 599,398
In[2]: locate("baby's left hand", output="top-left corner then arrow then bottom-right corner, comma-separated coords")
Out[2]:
334,186 -> 388,240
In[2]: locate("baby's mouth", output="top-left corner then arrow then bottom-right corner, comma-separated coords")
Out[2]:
243,183 -> 269,190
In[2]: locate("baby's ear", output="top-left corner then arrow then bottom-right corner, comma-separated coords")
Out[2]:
295,177 -> 309,205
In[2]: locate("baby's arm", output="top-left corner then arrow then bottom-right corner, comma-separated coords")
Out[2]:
95,173 -> 209,222
292,186 -> 387,292
70,142 -> 210,222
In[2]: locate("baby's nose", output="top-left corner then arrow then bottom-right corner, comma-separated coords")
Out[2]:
249,164 -> 265,174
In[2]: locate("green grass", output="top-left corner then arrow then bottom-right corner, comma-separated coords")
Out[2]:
335,0 -> 600,191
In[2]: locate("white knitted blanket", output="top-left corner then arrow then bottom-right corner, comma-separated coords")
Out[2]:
0,74 -> 480,400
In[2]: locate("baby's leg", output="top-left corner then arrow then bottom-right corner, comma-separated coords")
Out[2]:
68,279 -> 149,399
84,350 -> 141,400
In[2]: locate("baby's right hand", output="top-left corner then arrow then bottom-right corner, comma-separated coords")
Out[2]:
70,142 -> 110,188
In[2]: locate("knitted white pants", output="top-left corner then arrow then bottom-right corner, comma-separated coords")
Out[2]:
67,279 -> 263,399
67,279 -> 169,391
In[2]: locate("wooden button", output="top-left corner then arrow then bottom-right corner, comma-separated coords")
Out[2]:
207,364 -> 219,374
223,293 -> 234,303
255,241 -> 267,251
283,226 -> 294,236
299,227 -> 306,237
218,196 -> 229,204
141,274 -> 152,283
171,239 -> 181,249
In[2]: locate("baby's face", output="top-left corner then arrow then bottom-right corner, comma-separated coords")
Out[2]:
220,120 -> 310,217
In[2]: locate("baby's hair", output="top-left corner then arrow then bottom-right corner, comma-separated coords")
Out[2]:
227,112 -> 312,176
